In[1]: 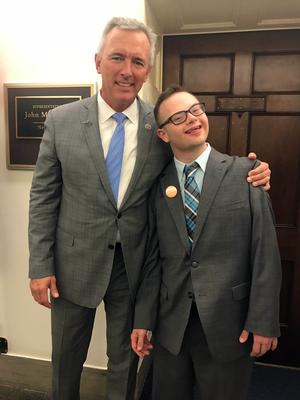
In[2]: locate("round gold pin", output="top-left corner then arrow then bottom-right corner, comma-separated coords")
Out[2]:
165,186 -> 177,198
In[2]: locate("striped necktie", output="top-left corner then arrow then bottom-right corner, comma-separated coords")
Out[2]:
184,162 -> 201,248
105,112 -> 127,202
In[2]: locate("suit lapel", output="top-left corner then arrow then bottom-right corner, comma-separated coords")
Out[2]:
160,161 -> 190,253
80,95 -> 116,206
192,148 -> 228,249
120,99 -> 155,208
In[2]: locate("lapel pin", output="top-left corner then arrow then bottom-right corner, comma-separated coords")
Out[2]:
166,186 -> 177,198
145,123 -> 152,130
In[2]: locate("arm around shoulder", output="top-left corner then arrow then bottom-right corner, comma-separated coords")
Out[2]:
244,184 -> 282,337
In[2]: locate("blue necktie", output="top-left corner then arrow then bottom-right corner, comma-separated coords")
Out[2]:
184,162 -> 200,248
105,113 -> 127,202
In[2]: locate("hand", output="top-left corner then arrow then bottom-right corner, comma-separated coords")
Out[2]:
30,275 -> 59,309
239,329 -> 278,357
247,152 -> 271,191
131,329 -> 153,357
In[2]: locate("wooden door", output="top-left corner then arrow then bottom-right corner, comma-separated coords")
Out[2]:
163,30 -> 300,367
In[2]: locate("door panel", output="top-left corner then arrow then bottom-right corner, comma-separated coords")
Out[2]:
250,115 -> 300,225
182,55 -> 233,93
163,29 -> 300,366
253,53 -> 300,92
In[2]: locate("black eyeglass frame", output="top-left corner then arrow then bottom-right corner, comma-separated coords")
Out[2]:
159,102 -> 206,129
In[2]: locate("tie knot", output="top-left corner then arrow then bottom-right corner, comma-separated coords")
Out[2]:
113,112 -> 127,124
184,162 -> 199,178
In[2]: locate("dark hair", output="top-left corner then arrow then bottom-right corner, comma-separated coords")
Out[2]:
154,84 -> 187,126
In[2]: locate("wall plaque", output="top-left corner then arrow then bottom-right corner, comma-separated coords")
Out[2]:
4,84 -> 95,170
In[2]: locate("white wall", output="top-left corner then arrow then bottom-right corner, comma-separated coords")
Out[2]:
0,0 -> 149,369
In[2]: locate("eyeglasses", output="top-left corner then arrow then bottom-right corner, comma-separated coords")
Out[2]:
159,102 -> 206,129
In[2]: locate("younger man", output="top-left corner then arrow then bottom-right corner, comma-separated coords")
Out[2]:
132,85 -> 281,400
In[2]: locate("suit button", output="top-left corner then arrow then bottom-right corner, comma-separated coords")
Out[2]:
108,244 -> 114,250
117,213 -> 122,219
188,291 -> 194,299
191,261 -> 199,268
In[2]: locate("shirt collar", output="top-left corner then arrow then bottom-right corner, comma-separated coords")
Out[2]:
97,92 -> 138,124
174,143 -> 211,177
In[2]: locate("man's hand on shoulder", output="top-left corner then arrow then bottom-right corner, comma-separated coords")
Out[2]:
131,329 -> 153,358
246,152 -> 271,191
30,275 -> 59,309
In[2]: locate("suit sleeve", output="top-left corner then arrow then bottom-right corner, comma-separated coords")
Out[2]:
28,110 -> 62,278
133,182 -> 161,331
244,182 -> 282,337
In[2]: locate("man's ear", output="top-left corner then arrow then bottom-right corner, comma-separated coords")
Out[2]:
157,128 -> 170,143
95,53 -> 101,74
144,66 -> 152,82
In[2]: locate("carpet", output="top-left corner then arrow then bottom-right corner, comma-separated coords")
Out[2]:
138,361 -> 300,400
248,363 -> 300,400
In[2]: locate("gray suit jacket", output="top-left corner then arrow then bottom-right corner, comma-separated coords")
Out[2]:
135,148 -> 281,363
29,95 -> 170,323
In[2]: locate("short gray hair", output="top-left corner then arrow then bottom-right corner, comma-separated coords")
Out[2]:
96,17 -> 157,67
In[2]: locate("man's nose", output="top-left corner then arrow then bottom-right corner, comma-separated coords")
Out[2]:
120,59 -> 133,76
